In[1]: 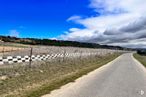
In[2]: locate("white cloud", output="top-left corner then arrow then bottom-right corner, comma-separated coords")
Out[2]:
69,28 -> 81,32
89,0 -> 146,14
9,30 -> 19,37
60,0 -> 146,48
67,15 -> 82,22
60,28 -> 98,41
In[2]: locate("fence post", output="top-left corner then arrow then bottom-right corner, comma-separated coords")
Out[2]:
29,47 -> 33,68
2,43 -> 4,57
62,49 -> 66,62
79,51 -> 82,60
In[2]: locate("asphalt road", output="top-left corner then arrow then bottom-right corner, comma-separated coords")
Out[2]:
43,53 -> 146,97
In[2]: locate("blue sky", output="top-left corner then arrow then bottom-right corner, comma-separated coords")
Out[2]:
0,0 -> 146,48
0,0 -> 95,38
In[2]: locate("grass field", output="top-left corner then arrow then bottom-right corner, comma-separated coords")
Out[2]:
0,42 -> 30,48
0,53 -> 121,97
133,53 -> 146,67
0,46 -> 25,53
0,42 -> 28,53
0,42 -> 118,57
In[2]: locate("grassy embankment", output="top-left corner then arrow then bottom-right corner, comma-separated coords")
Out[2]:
133,53 -> 146,67
0,53 -> 121,97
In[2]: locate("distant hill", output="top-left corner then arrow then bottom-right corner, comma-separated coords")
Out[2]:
0,35 -> 130,50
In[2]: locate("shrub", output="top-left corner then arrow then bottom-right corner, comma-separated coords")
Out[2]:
137,49 -> 146,55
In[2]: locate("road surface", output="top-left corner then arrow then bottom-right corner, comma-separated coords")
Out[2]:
43,53 -> 146,97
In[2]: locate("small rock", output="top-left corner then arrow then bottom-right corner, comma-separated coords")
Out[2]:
0,75 -> 8,80
15,73 -> 20,77
39,70 -> 44,73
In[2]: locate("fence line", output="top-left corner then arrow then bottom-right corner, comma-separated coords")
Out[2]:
0,52 -> 107,65
0,45 -> 127,65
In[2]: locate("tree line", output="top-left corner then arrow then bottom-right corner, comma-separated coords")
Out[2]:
0,35 -> 128,50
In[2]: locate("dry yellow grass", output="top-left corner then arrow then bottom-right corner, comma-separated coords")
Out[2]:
0,46 -> 24,52
0,53 -> 121,97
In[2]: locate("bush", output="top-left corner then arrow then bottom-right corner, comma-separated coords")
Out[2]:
137,50 -> 146,55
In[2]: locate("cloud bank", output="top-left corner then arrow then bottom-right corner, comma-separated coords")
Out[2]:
60,0 -> 146,48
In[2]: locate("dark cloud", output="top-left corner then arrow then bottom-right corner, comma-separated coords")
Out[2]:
120,17 -> 146,32
63,16 -> 146,48
117,43 -> 146,48
104,29 -> 122,35
89,16 -> 146,47
81,27 -> 146,46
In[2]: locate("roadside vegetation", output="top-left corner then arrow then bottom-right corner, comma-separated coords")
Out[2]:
134,53 -> 146,67
0,53 -> 121,97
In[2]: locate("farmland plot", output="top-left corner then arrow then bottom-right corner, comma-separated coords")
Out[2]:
0,45 -> 117,56
0,43 -> 126,97
0,46 -> 24,52
0,45 -> 122,65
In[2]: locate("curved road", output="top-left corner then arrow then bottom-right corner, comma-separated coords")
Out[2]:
43,53 -> 146,97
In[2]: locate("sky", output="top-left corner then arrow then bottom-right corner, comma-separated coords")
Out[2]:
0,0 -> 146,48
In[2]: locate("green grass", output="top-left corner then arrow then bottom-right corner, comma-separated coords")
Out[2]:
0,53 -> 121,97
133,53 -> 146,67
